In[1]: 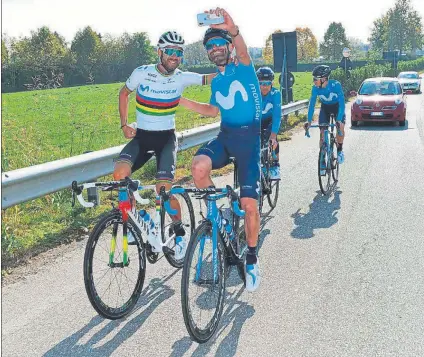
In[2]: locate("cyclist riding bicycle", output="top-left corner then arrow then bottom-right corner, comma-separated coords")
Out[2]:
256,67 -> 281,180
304,65 -> 346,175
179,7 -> 262,292
115,30 -> 215,259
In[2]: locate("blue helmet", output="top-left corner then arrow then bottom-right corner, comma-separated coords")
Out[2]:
256,67 -> 275,81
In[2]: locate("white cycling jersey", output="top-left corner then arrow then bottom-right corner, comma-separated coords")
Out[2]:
125,64 -> 205,131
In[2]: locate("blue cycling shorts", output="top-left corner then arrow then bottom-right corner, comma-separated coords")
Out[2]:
196,128 -> 260,199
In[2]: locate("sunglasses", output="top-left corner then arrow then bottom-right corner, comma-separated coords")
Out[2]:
163,48 -> 184,58
205,38 -> 229,51
259,81 -> 272,86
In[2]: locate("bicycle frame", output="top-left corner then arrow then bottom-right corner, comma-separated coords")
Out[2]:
192,188 -> 245,284
72,180 -> 184,264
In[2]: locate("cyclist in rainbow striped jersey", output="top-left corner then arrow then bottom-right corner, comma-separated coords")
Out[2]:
115,31 -> 215,259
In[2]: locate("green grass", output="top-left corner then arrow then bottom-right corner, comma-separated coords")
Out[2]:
1,72 -> 312,271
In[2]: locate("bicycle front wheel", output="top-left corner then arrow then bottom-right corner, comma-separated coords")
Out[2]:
83,210 -> 146,320
161,186 -> 195,268
331,140 -> 339,182
318,144 -> 331,195
181,221 -> 227,343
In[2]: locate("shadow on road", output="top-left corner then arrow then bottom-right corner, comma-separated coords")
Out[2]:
43,271 -> 178,357
170,288 -> 255,357
350,120 -> 409,131
291,190 -> 342,239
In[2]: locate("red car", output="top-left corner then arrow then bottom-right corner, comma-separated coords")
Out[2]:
351,77 -> 407,127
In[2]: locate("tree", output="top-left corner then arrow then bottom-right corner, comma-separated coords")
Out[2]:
183,40 -> 209,66
319,22 -> 349,60
296,27 -> 318,61
71,26 -> 104,83
348,37 -> 368,59
2,39 -> 9,65
369,0 -> 423,54
263,30 -> 282,64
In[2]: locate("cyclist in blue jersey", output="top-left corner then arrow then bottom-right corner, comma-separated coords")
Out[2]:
304,65 -> 346,175
257,67 -> 282,180
179,7 -> 262,292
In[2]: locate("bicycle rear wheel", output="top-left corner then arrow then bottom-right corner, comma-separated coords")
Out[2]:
83,210 -> 146,320
181,221 -> 227,343
318,144 -> 331,195
161,186 -> 195,268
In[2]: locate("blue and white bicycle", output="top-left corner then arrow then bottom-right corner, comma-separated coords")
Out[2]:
180,185 -> 247,343
305,114 -> 341,195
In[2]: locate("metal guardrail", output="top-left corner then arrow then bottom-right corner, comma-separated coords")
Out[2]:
1,100 -> 308,209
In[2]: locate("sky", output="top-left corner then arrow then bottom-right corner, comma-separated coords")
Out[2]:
2,0 -> 424,48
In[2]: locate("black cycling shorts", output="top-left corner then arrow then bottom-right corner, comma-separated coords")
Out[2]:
116,129 -> 177,181
319,103 -> 346,125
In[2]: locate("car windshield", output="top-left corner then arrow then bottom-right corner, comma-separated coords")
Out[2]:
359,81 -> 402,95
398,73 -> 419,79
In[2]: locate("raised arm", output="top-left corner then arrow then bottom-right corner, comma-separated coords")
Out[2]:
208,7 -> 250,65
179,97 -> 219,117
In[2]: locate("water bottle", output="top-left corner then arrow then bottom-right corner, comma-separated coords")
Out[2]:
224,220 -> 233,236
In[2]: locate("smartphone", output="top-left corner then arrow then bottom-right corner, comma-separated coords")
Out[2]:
197,13 -> 224,26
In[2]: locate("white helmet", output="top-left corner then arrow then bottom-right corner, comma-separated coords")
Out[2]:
157,31 -> 185,49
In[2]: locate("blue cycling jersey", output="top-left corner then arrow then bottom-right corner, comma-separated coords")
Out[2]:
307,79 -> 345,122
261,87 -> 282,134
210,62 -> 262,130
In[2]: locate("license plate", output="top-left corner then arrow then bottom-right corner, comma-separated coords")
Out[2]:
371,112 -> 384,116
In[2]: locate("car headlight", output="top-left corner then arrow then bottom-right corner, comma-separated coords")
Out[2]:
395,98 -> 403,105
355,98 -> 363,105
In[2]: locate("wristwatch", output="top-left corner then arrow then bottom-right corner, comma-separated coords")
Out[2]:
230,26 -> 239,38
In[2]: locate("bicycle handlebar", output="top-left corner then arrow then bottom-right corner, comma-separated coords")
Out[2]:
71,177 -> 151,208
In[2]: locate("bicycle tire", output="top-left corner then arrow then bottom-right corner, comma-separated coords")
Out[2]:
83,210 -> 146,320
330,138 -> 339,182
181,221 -> 227,343
230,197 -> 247,284
318,144 -> 331,195
160,186 -> 195,268
267,179 -> 280,209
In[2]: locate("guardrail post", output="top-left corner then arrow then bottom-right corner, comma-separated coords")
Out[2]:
84,151 -> 100,206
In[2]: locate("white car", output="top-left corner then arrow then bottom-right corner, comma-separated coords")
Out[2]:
397,71 -> 421,93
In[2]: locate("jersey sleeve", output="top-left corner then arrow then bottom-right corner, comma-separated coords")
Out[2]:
180,71 -> 204,88
271,89 -> 282,134
335,81 -> 345,122
125,67 -> 144,92
307,86 -> 317,123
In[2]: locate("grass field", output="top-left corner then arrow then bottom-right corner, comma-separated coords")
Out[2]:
1,71 -> 312,271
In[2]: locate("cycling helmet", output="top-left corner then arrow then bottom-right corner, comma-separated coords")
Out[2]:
157,31 -> 185,49
203,28 -> 232,46
256,67 -> 275,81
312,65 -> 331,79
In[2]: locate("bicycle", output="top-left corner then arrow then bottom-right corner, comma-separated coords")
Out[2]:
259,140 -> 279,214
71,177 -> 195,320
180,185 -> 247,343
305,114 -> 341,195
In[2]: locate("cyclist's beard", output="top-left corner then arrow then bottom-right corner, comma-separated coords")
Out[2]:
208,47 -> 230,67
160,54 -> 179,73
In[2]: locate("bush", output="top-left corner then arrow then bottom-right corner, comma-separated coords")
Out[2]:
397,57 -> 424,73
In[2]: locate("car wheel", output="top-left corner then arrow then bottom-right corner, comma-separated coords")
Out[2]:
399,120 -> 406,127
351,120 -> 358,127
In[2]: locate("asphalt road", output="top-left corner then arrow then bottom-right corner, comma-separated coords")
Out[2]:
3,91 -> 424,357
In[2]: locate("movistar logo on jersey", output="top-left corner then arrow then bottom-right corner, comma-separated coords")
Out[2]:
319,93 -> 338,102
216,80 -> 248,109
139,85 -> 177,95
262,103 -> 273,114
250,83 -> 261,122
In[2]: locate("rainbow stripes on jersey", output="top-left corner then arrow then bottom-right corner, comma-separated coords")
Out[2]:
136,91 -> 180,116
